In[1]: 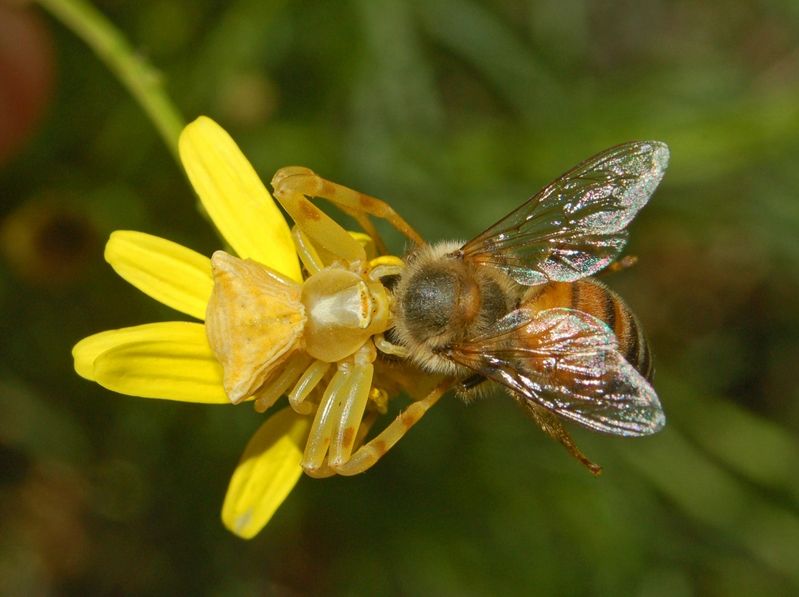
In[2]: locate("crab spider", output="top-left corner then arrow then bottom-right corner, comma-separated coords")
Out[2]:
204,167 -> 447,477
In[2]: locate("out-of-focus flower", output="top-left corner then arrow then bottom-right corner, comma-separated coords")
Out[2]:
215,72 -> 279,127
1,197 -> 98,287
73,117 -> 313,538
0,5 -> 54,165
0,461 -> 89,594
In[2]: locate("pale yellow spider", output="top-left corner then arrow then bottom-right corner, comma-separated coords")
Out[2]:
205,166 -> 451,478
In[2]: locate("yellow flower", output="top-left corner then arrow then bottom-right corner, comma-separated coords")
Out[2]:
73,116 -> 310,539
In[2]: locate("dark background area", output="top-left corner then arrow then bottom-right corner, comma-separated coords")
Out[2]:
2,0 -> 799,594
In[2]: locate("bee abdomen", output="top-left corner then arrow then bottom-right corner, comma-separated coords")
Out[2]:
573,279 -> 653,381
525,279 -> 653,381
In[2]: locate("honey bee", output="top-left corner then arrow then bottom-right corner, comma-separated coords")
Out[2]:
209,141 -> 668,477
388,141 -> 668,473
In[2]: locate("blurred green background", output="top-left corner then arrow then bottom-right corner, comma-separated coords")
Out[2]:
2,0 -> 799,594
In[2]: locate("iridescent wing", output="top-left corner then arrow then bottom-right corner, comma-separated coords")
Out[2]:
447,308 -> 665,436
459,141 -> 669,285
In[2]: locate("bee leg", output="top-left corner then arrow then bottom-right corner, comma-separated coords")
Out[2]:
271,166 -> 424,246
301,363 -> 353,475
288,360 -> 332,415
603,255 -> 638,275
271,168 -> 367,264
517,398 -> 602,476
332,378 -> 453,476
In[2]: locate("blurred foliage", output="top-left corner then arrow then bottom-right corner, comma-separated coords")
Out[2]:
2,0 -> 799,594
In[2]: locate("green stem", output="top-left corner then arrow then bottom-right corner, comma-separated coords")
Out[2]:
37,0 -> 185,159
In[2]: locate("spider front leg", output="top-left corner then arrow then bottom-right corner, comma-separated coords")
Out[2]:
271,166 -> 424,250
332,378 -> 454,476
271,169 -> 367,265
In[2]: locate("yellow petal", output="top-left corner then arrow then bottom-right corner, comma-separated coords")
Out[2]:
222,407 -> 309,539
73,325 -> 161,381
178,116 -> 302,282
104,231 -> 213,320
73,322 -> 228,403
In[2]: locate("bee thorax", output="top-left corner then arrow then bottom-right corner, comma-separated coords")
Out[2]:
390,241 -> 519,375
398,266 -> 460,343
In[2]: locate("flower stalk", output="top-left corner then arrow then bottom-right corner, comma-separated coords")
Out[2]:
36,0 -> 184,158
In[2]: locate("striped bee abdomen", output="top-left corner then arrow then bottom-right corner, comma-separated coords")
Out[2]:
522,279 -> 653,381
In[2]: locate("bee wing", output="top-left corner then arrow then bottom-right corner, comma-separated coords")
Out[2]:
448,307 -> 665,436
460,141 -> 669,285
